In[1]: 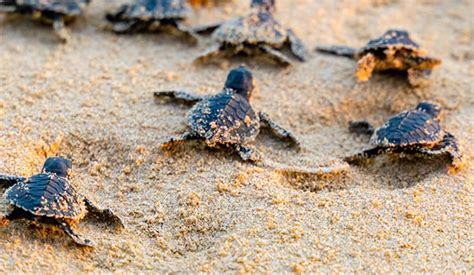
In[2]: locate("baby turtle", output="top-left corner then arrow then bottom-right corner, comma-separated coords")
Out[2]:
0,157 -> 124,247
316,29 -> 441,87
154,66 -> 300,162
0,0 -> 91,42
106,0 -> 199,43
193,0 -> 308,65
345,103 -> 463,172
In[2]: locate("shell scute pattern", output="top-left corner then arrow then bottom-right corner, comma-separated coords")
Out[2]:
117,0 -> 189,20
371,110 -> 442,147
360,29 -> 420,54
188,90 -> 259,145
5,173 -> 85,219
213,10 -> 287,46
16,0 -> 90,15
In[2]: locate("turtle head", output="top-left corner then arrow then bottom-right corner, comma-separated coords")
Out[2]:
251,0 -> 275,12
42,157 -> 72,178
224,66 -> 255,100
416,102 -> 442,119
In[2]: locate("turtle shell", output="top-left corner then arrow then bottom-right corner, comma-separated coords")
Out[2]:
370,109 -> 443,147
359,29 -> 420,56
187,89 -> 260,146
15,0 -> 90,15
4,173 -> 85,219
212,10 -> 288,46
113,0 -> 190,21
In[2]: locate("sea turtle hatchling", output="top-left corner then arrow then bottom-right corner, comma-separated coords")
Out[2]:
345,102 -> 463,172
0,157 -> 124,247
0,0 -> 91,42
154,66 -> 348,175
316,29 -> 441,87
106,0 -> 199,43
193,0 -> 309,65
154,66 -> 300,162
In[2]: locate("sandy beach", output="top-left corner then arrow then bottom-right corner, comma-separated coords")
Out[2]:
0,0 -> 472,272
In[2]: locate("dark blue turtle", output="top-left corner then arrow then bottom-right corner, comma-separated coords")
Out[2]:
193,0 -> 308,65
0,157 -> 124,247
345,103 -> 463,171
0,0 -> 91,42
153,66 -> 300,162
316,29 -> 441,86
105,0 -> 198,43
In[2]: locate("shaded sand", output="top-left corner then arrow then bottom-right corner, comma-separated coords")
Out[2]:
0,0 -> 472,272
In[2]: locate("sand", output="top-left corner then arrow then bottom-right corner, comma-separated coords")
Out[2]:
0,0 -> 473,273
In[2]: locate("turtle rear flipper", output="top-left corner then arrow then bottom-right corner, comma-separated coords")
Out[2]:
234,144 -> 263,163
58,221 -> 95,247
110,20 -> 148,34
315,45 -> 357,58
287,29 -> 308,61
0,174 -> 26,189
259,112 -> 300,148
53,18 -> 70,43
419,132 -> 464,171
193,43 -> 227,64
175,21 -> 199,44
259,44 -> 292,66
84,198 -> 124,231
193,22 -> 222,34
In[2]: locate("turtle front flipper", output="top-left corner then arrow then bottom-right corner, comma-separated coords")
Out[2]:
419,132 -> 464,172
84,198 -> 124,231
154,90 -> 203,104
315,45 -> 357,58
53,18 -> 70,43
58,220 -> 95,247
175,21 -> 199,44
348,121 -> 375,135
258,44 -> 292,66
234,144 -> 263,163
355,53 -> 377,82
287,29 -> 309,61
259,112 -> 300,149
0,174 -> 26,189
161,131 -> 200,150
344,146 -> 390,164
